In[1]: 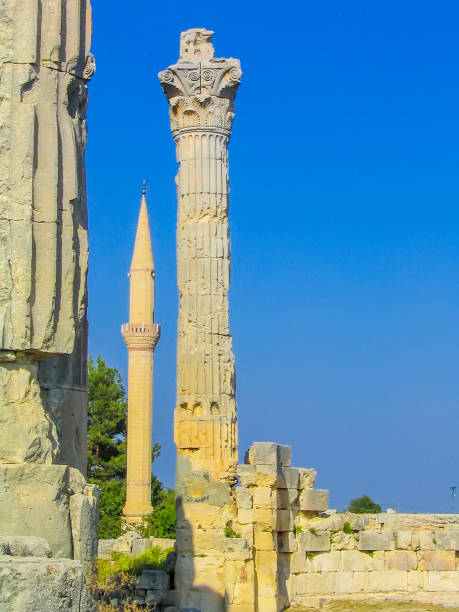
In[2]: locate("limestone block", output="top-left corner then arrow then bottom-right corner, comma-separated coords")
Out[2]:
277,488 -> 298,509
237,509 -> 253,525
235,487 -> 252,510
138,570 -> 170,590
0,464 -> 75,558
237,465 -> 257,487
385,550 -> 417,570
304,572 -> 336,594
225,538 -> 250,561
277,532 -> 298,553
254,464 -> 283,488
299,531 -> 330,552
426,571 -> 459,592
298,467 -> 317,489
305,551 -> 340,572
194,528 -> 227,553
232,560 -> 255,604
68,473 -> 99,567
358,530 -> 395,551
0,536 -> 51,558
341,550 -> 384,571
307,513 -> 345,533
435,530 -> 459,550
279,467 -> 300,489
245,442 -> 291,467
418,551 -> 456,571
131,538 -> 152,557
291,551 -> 306,573
407,569 -> 425,591
252,487 -> 275,509
254,531 -> 277,551
97,539 -> 116,557
253,507 -> 277,530
277,509 -> 295,532
335,570 -> 355,593
331,532 -> 357,550
299,489 -> 329,512
395,530 -> 413,550
150,537 -> 176,552
418,530 -> 436,550
343,512 -> 368,531
367,570 -> 408,592
0,556 -> 95,611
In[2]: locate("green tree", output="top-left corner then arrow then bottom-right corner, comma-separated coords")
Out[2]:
144,489 -> 176,538
347,495 -> 382,514
87,356 -> 165,538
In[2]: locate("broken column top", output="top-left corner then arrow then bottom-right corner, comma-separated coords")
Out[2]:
159,28 -> 242,101
180,28 -> 215,60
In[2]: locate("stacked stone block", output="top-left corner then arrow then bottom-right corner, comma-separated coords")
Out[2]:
230,443 -> 459,610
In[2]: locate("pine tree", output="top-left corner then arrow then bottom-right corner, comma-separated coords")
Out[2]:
87,356 -> 164,538
347,495 -> 382,514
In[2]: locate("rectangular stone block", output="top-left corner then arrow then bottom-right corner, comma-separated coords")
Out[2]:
254,531 -> 277,551
253,507 -> 276,529
298,467 -> 317,489
291,551 -> 306,573
237,509 -> 253,525
299,489 -> 329,512
279,467 -> 300,489
358,530 -> 395,551
407,569 -> 425,592
277,532 -> 297,553
395,530 -> 412,550
252,487 -> 274,509
367,570 -> 408,592
418,551 -> 456,571
225,538 -> 251,561
299,531 -> 330,552
237,465 -> 257,487
306,551 -> 340,572
304,572 -> 336,594
138,570 -> 170,590
426,571 -> 459,592
245,442 -> 291,467
385,550 -> 417,570
235,487 -> 252,510
335,570 -> 355,593
277,509 -> 295,532
341,550 -> 383,571
435,530 -> 459,551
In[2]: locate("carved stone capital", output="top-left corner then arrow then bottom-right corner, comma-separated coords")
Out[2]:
159,28 -> 241,136
168,95 -> 235,136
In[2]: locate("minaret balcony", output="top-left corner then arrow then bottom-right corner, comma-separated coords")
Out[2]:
121,323 -> 161,351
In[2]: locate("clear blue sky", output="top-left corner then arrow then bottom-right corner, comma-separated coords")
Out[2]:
87,0 -> 459,512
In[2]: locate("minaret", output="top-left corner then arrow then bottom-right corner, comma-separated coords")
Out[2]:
122,183 -> 160,524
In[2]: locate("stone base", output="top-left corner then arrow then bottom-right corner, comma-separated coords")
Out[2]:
0,556 -> 95,611
0,463 -> 98,565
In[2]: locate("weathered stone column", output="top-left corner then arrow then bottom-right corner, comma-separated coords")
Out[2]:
0,0 -> 98,567
160,28 -> 242,610
122,186 -> 160,523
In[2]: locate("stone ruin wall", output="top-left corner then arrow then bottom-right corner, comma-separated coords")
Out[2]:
222,442 -> 459,611
0,1 -> 98,609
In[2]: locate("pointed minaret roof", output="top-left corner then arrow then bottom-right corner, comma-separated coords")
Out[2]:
130,181 -> 154,271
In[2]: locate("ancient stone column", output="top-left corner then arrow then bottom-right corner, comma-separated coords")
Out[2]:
159,28 -> 241,610
122,185 -> 160,523
0,0 -> 98,566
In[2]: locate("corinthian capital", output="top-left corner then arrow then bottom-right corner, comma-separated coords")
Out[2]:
159,28 -> 242,134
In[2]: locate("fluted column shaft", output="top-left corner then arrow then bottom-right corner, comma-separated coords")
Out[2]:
160,28 -> 242,610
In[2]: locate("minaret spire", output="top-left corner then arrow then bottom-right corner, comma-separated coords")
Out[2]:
122,184 -> 160,524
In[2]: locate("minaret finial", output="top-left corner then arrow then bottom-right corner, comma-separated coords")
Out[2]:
142,179 -> 147,197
